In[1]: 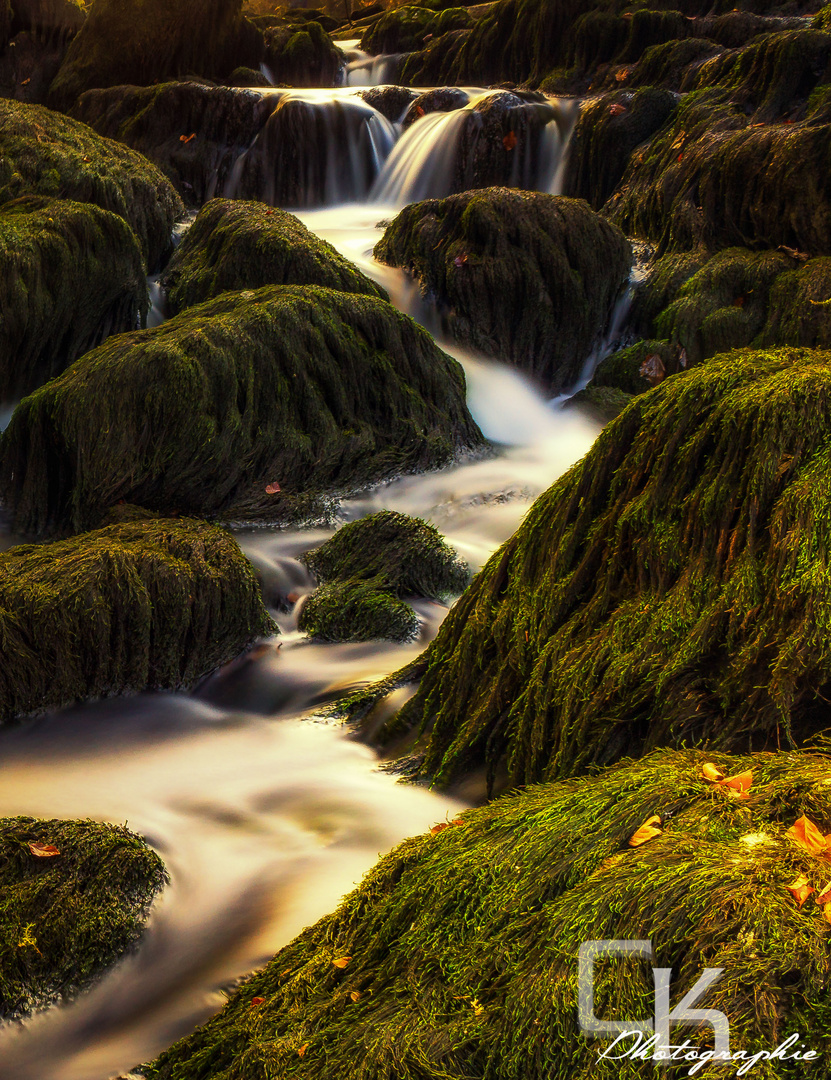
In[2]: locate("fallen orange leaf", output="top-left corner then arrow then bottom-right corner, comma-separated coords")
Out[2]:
430,818 -> 464,835
824,903 -> 831,925
503,131 -> 517,151
787,874 -> 814,908
251,997 -> 264,1007
720,770 -> 753,799
349,991 -> 362,1002
265,482 -> 281,495
628,815 -> 662,848
817,879 -> 831,905
609,103 -> 626,116
298,1043 -> 309,1057
332,956 -> 351,969
28,842 -> 60,857
787,815 -> 828,857
701,763 -> 725,782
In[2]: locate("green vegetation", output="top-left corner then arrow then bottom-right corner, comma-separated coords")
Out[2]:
0,99 -> 183,269
146,747 -> 831,1080
1,817 -> 167,1018
0,195 -> 146,400
298,580 -> 420,643
0,286 -> 484,536
263,20 -> 340,86
376,348 -> 831,790
0,518 -> 276,723
375,189 -> 631,392
162,199 -> 386,314
360,5 -> 434,53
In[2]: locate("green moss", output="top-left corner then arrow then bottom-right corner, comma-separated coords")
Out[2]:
565,383 -> 633,421
0,285 -> 484,537
761,257 -> 831,347
375,189 -> 631,393
627,37 -> 722,92
0,195 -> 146,401
360,5 -> 434,53
0,518 -> 276,722
0,817 -> 167,1018
147,748 -> 831,1080
48,0 -> 262,110
298,580 -> 419,643
302,511 -> 469,600
629,250 -> 707,332
163,199 -> 386,315
378,348 -> 831,790
591,339 -> 680,393
263,20 -> 340,86
815,4 -> 831,30
0,99 -> 183,269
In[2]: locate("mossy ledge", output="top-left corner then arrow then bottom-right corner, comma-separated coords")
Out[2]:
0,195 -> 147,401
375,189 -> 631,393
0,286 -> 485,537
0,518 -> 276,723
162,199 -> 386,315
146,748 -> 831,1080
1,816 -> 167,1019
0,99 -> 183,270
377,348 -> 831,792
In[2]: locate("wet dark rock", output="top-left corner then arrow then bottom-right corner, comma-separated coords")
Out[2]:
11,0 -> 85,37
0,98 -> 183,269
0,286 -> 484,536
355,83 -> 416,121
162,199 -> 385,314
375,189 -> 631,392
397,26 -> 470,85
225,65 -> 272,86
402,86 -> 468,128
0,195 -> 147,401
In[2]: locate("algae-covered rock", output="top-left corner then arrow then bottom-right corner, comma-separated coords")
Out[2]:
564,382 -> 633,422
627,36 -> 722,92
0,195 -> 146,401
0,286 -> 484,536
263,20 -> 340,86
0,99 -> 183,269
48,0 -> 262,110
146,748 -> 831,1080
375,189 -> 631,391
162,199 -> 386,315
377,348 -> 831,790
592,339 -> 682,394
360,4 -> 433,53
302,510 -> 469,600
0,817 -> 167,1018
0,519 -> 276,722
762,257 -> 831,348
298,580 -> 420,643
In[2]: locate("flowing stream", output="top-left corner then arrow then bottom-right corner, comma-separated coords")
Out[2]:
0,62 -> 612,1080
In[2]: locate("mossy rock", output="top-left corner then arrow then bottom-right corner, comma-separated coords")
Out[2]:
377,348 -> 831,791
298,579 -> 419,643
592,339 -> 681,394
0,817 -> 167,1018
629,249 -> 708,333
47,0 -> 262,110
263,20 -> 340,87
0,519 -> 276,722
396,26 -> 470,86
162,199 -> 386,315
11,0 -> 86,37
360,4 -> 434,53
0,195 -> 147,401
375,189 -> 631,393
608,89 -> 831,256
565,383 -> 634,422
355,84 -> 417,122
627,36 -> 723,92
762,257 -> 831,347
302,510 -> 469,600
0,285 -> 484,537
697,10 -> 807,49
0,99 -> 183,269
402,86 -> 468,128
563,87 -> 677,210
226,65 -> 272,86
146,747 -> 831,1080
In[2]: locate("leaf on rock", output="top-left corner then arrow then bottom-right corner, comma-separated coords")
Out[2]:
702,763 -> 725,782
721,771 -> 753,799
503,131 -> 517,151
332,956 -> 352,969
265,482 -> 281,495
628,815 -> 662,848
787,815 -> 828,857
787,874 -> 814,908
298,1043 -> 309,1057
28,842 -> 60,857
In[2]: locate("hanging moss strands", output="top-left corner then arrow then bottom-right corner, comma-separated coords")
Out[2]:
0,518 -> 276,724
0,817 -> 167,1019
0,195 -> 147,401
373,348 -> 831,792
162,199 -> 387,315
146,748 -> 831,1080
298,580 -> 420,643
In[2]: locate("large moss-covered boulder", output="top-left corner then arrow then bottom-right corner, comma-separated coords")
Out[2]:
0,195 -> 146,401
298,580 -> 420,643
1,817 -> 167,1018
0,519 -> 276,722
375,189 -> 631,392
47,0 -> 262,111
0,99 -> 183,269
0,286 -> 484,537
763,257 -> 831,348
360,4 -> 434,53
147,747 -> 831,1080
262,20 -> 340,86
162,199 -> 385,314
375,348 -> 831,791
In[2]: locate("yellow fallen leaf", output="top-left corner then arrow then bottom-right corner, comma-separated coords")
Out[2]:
628,815 -> 662,848
332,956 -> 352,969
787,874 -> 814,908
702,762 -> 725,782
720,771 -> 753,799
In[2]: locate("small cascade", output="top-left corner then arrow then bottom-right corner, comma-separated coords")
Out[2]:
342,48 -> 402,87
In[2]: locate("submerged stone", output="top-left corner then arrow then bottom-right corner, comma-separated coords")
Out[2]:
0,817 -> 167,1019
162,199 -> 386,314
298,580 -> 420,643
375,188 -> 631,392
146,748 -> 831,1079
0,99 -> 183,269
0,519 -> 276,723
0,286 -> 484,536
0,195 -> 147,401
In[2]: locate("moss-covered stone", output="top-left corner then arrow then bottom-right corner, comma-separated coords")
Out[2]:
146,748 -> 831,1080
402,86 -> 468,128
565,382 -> 633,422
0,99 -> 183,269
225,64 -> 271,86
627,36 -> 722,92
375,189 -> 631,392
563,87 -> 677,210
263,20 -> 340,87
355,84 -> 416,122
0,286 -> 484,536
360,4 -> 433,53
47,0 -> 262,111
628,250 -> 707,333
298,580 -> 420,643
376,348 -> 831,790
162,199 -> 385,315
302,510 -> 469,600
762,257 -> 831,347
11,0 -> 86,37
592,338 -> 681,394
0,816 -> 167,1018
0,518 -> 275,722
0,195 -> 146,401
